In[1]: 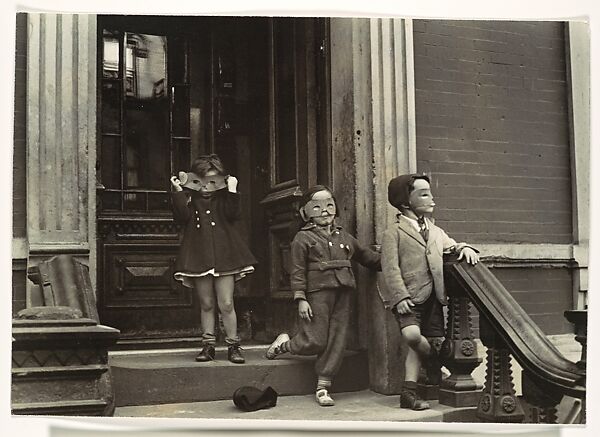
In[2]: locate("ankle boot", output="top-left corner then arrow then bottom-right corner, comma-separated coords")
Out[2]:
400,389 -> 430,410
228,344 -> 245,364
195,344 -> 215,362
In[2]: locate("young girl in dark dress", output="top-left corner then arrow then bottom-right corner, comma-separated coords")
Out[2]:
170,154 -> 257,364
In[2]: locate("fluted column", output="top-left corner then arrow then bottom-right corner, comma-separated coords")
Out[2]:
331,17 -> 416,393
26,14 -> 97,296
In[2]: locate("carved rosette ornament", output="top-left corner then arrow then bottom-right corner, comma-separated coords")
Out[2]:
501,395 -> 517,413
460,339 -> 475,356
479,394 -> 491,412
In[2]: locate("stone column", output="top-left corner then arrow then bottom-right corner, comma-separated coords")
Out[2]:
566,22 -> 589,311
26,14 -> 97,293
330,17 -> 416,393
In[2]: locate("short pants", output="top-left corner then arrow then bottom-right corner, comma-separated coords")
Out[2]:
392,292 -> 445,337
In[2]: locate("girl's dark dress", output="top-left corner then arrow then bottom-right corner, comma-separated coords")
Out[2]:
172,188 -> 257,287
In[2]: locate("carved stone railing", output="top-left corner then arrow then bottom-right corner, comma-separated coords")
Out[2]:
438,254 -> 586,424
12,255 -> 119,416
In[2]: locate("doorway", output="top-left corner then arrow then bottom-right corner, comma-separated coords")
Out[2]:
96,15 -> 331,345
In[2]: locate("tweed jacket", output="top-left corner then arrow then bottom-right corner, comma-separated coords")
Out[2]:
380,215 -> 476,309
290,222 -> 381,301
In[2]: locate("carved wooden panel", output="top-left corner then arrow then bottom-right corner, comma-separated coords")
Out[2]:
268,221 -> 293,299
102,244 -> 191,309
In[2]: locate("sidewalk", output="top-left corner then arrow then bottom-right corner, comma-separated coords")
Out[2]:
114,389 -> 476,422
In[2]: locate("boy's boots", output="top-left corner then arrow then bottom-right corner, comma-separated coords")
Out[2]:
400,381 -> 430,410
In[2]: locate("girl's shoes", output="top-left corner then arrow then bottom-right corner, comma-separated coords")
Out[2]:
265,333 -> 290,359
228,344 -> 245,364
195,344 -> 245,363
315,389 -> 335,407
195,345 -> 216,362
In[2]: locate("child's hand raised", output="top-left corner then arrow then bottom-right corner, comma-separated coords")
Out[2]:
458,247 -> 479,265
396,298 -> 415,314
170,176 -> 183,192
298,299 -> 313,321
226,175 -> 238,193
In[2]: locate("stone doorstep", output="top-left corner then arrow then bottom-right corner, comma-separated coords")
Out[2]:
110,334 -> 583,421
115,389 -> 478,422
110,347 -> 369,407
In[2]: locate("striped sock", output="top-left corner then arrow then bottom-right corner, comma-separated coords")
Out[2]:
316,377 -> 332,391
278,340 -> 291,354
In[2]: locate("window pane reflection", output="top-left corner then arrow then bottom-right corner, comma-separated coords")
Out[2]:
124,33 -> 169,192
103,30 -> 120,79
99,28 -> 190,213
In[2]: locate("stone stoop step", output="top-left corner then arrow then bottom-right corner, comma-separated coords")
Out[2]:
115,389 -> 477,422
110,346 -> 369,407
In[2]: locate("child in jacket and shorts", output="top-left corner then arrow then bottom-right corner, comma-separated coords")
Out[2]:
380,174 -> 479,410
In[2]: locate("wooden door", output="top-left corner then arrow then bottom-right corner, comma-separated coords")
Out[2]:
95,16 -> 330,344
260,18 -> 331,338
96,16 -> 198,342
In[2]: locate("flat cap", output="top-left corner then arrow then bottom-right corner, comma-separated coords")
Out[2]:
232,386 -> 278,412
387,174 -> 430,209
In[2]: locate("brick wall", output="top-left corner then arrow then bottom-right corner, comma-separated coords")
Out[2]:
13,13 -> 27,313
413,20 -> 572,244
469,266 -> 573,336
491,266 -> 573,334
413,20 -> 574,335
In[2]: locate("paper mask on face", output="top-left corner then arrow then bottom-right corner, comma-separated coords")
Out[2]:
300,197 -> 337,221
178,171 -> 226,192
408,178 -> 435,215
199,174 -> 226,192
178,171 -> 204,191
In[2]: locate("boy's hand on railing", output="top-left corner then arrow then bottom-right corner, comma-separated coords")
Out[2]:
396,298 -> 415,314
458,247 -> 479,265
298,299 -> 313,321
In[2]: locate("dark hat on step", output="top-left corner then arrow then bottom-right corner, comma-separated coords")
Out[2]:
233,386 -> 278,412
388,173 -> 430,209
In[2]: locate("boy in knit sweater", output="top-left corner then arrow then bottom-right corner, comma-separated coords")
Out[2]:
380,174 -> 479,410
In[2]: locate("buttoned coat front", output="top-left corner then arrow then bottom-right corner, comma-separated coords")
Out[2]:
289,222 -> 381,300
380,216 -> 474,309
171,188 -> 257,275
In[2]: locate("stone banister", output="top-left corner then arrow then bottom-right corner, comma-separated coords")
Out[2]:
440,254 -> 586,423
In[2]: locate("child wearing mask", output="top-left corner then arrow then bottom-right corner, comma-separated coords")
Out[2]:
171,154 -> 257,364
265,185 -> 381,406
380,174 -> 479,410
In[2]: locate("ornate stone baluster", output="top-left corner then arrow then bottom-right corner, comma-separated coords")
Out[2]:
564,309 -> 587,424
438,292 -> 483,407
476,316 -> 524,422
520,371 -> 563,423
